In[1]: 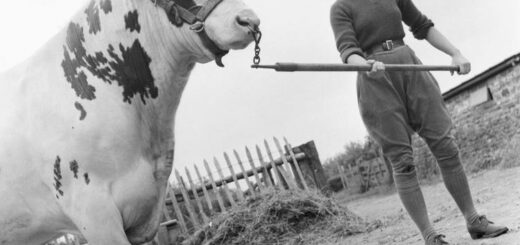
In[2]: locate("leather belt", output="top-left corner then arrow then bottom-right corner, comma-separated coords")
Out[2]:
365,39 -> 405,56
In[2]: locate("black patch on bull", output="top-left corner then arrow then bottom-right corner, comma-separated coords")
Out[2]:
53,156 -> 64,197
62,23 -> 97,100
85,0 -> 101,34
62,22 -> 158,104
69,160 -> 79,179
106,41 -> 158,103
74,102 -> 87,120
100,0 -> 113,14
125,10 -> 141,33
84,173 -> 91,185
87,52 -> 113,81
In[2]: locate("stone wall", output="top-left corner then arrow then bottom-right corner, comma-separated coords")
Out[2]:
413,63 -> 520,174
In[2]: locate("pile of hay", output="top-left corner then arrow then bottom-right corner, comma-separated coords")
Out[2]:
182,188 -> 373,245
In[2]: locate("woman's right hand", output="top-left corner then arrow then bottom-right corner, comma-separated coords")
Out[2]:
451,53 -> 471,75
366,59 -> 386,79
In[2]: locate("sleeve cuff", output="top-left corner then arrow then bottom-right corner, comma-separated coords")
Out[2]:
340,47 -> 365,63
412,21 -> 434,40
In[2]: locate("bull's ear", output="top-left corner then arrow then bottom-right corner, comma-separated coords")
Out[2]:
167,4 -> 184,27
155,0 -> 184,27
215,56 -> 224,67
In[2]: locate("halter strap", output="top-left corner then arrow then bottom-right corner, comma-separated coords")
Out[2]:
196,0 -> 222,21
155,0 -> 229,67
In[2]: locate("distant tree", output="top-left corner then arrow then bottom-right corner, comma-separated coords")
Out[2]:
343,141 -> 364,165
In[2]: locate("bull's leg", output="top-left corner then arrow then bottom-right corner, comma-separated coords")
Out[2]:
66,190 -> 131,245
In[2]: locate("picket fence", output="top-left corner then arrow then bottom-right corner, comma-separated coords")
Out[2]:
156,138 -> 326,243
334,154 -> 389,193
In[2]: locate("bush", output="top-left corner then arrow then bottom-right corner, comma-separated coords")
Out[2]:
327,176 -> 345,192
500,132 -> 520,169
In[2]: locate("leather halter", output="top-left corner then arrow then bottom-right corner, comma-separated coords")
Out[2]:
154,0 -> 229,67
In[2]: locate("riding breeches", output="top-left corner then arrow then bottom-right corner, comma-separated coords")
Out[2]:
356,45 -> 460,174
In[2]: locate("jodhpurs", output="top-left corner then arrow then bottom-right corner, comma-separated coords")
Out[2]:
357,45 -> 460,174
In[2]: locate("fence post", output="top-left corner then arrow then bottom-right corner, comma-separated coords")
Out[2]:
234,150 -> 256,197
374,160 -> 383,185
256,145 -> 274,187
203,160 -> 226,212
193,165 -> 214,215
213,158 -> 237,208
291,141 -> 329,192
174,170 -> 200,230
283,137 -> 308,190
365,162 -> 373,191
245,146 -> 264,191
166,183 -> 188,233
162,198 -> 173,221
185,167 -> 210,223
273,137 -> 299,189
336,164 -> 348,190
347,164 -> 354,178
223,152 -> 245,202
340,165 -> 348,189
264,140 -> 289,189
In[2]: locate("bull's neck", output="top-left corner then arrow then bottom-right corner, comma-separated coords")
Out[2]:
62,0 -> 209,158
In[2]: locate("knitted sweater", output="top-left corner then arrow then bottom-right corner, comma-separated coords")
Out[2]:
330,0 -> 434,62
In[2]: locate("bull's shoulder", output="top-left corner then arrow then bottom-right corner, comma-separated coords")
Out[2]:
0,62 -> 30,92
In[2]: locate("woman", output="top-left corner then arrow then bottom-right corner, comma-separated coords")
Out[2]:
329,0 -> 508,244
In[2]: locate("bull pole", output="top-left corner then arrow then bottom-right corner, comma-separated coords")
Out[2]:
251,63 -> 459,72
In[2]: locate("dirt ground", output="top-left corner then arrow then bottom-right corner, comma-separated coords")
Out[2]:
334,167 -> 520,245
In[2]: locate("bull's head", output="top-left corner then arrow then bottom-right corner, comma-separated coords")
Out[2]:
155,0 -> 260,66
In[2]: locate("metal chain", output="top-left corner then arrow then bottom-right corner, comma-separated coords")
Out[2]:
249,27 -> 262,65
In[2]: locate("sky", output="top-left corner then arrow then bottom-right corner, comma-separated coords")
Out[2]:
0,0 -> 519,172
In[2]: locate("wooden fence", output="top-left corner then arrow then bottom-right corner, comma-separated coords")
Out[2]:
333,154 -> 389,193
156,138 -> 326,244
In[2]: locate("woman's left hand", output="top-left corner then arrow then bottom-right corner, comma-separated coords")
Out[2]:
366,60 -> 386,79
451,54 -> 471,75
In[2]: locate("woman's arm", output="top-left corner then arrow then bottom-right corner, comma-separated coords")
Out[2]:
425,27 -> 471,74
330,3 -> 385,78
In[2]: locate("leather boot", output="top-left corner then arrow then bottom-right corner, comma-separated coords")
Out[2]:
425,234 -> 449,245
467,215 -> 508,239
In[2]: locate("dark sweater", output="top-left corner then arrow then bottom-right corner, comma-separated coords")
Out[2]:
330,0 -> 434,62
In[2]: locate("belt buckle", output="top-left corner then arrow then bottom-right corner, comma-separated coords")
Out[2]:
382,40 -> 394,51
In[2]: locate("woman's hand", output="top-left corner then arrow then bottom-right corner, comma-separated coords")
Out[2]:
367,60 -> 385,79
346,55 -> 385,78
451,53 -> 471,75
